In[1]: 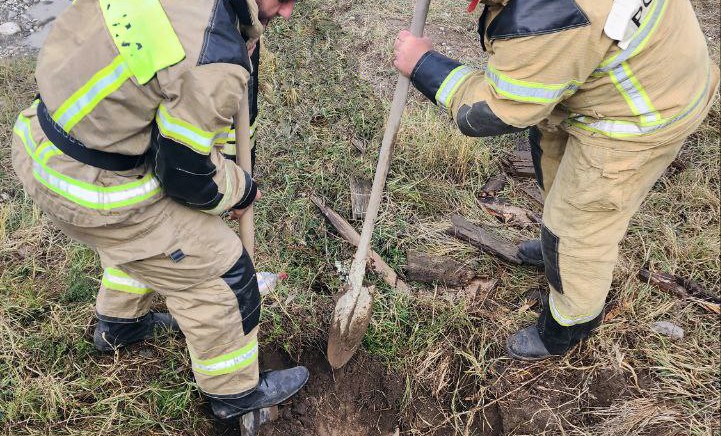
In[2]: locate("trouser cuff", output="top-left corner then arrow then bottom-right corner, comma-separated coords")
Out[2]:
537,295 -> 603,355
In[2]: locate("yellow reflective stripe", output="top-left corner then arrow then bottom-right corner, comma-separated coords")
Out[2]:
549,292 -> 601,326
485,64 -> 581,104
218,121 -> 257,156
595,0 -> 668,74
13,114 -> 162,210
568,69 -> 711,138
609,62 -> 660,124
53,56 -> 132,132
156,105 -> 230,155
102,267 -> 153,295
435,65 -> 474,109
99,0 -> 185,85
191,339 -> 258,376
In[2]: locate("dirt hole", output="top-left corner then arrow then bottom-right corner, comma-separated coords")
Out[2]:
258,347 -> 404,436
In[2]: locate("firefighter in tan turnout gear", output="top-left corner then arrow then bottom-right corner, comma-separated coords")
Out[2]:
394,0 -> 719,360
11,0 -> 307,433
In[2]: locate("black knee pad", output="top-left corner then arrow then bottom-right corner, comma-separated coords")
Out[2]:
221,249 -> 260,335
529,127 -> 544,191
541,225 -> 563,294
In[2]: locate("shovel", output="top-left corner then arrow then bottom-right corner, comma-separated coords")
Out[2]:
327,0 -> 431,369
234,79 -> 276,436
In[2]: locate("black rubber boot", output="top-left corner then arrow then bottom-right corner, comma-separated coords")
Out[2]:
208,367 -> 309,435
93,312 -> 181,352
506,296 -> 603,361
517,239 -> 544,267
208,367 -> 309,422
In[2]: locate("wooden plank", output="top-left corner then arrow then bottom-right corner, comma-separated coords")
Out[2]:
519,183 -> 544,207
404,250 -> 476,287
639,268 -> 721,313
310,195 -> 410,295
446,215 -> 522,264
478,200 -> 540,228
502,150 -> 536,178
350,176 -> 372,220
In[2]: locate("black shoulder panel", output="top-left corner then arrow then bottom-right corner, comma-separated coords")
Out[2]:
198,0 -> 251,71
487,0 -> 590,40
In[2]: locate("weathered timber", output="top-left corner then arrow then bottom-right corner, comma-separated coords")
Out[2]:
502,150 -> 536,178
447,215 -> 522,264
350,176 -> 372,220
519,183 -> 545,207
480,173 -> 507,199
310,195 -> 410,295
639,268 -> 721,304
404,250 -> 476,287
478,201 -> 540,228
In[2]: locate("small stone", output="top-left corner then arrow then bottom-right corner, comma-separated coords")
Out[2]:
651,321 -> 684,340
0,22 -> 21,36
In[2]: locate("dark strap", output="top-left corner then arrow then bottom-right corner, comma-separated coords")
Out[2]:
37,99 -> 146,172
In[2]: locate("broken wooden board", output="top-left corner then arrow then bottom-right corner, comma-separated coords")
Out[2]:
460,277 -> 498,303
639,268 -> 721,313
519,183 -> 544,207
480,173 -> 507,199
350,176 -> 372,220
310,195 -> 410,295
502,150 -> 535,178
446,215 -> 522,265
478,201 -> 540,228
404,250 -> 476,287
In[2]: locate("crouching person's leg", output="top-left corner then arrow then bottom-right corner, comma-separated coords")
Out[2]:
164,250 -> 308,433
93,266 -> 180,352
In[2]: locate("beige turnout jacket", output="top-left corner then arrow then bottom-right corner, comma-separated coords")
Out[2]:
12,0 -> 264,228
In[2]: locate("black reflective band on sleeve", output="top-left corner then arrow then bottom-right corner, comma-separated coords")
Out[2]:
231,171 -> 257,210
456,101 -> 525,137
410,51 -> 463,104
150,125 -> 223,210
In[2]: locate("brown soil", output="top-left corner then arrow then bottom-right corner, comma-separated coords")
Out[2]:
258,347 -> 404,436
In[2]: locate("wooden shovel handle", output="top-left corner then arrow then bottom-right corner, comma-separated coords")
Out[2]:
347,0 -> 431,291
236,84 -> 255,260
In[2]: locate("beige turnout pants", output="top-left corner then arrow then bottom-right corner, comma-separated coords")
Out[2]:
530,126 -> 685,326
51,199 -> 260,397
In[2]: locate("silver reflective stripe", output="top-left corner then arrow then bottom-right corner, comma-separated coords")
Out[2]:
435,66 -> 474,109
568,71 -> 709,138
609,63 -> 659,123
33,162 -> 161,207
192,340 -> 259,376
595,0 -> 668,74
14,114 -> 162,209
485,66 -> 580,104
55,59 -> 131,130
549,292 -> 602,326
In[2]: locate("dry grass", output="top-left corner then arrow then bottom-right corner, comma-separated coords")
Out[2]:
1,1 -> 720,435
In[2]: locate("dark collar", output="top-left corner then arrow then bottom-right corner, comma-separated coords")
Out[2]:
486,0 -> 590,40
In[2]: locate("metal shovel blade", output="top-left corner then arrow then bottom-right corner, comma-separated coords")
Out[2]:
327,285 -> 374,369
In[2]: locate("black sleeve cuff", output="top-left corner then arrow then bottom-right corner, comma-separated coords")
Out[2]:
410,51 -> 463,104
231,171 -> 257,210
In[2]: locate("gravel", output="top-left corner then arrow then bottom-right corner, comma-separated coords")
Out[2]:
0,0 -> 71,58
